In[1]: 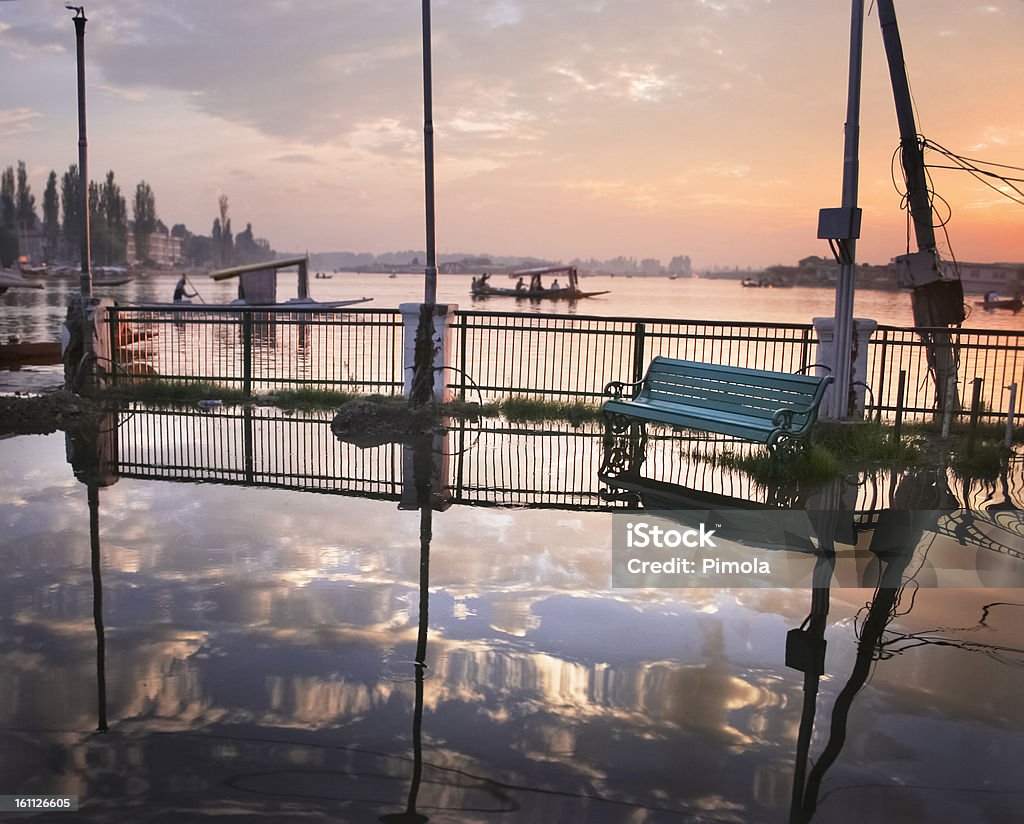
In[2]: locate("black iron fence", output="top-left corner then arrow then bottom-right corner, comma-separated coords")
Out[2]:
867,324 -> 1024,420
449,310 -> 817,403
105,305 -> 1022,421
108,305 -> 404,396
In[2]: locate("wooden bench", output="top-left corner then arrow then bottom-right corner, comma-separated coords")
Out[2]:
602,357 -> 833,450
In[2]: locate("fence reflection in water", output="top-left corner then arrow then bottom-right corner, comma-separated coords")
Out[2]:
110,406 -> 1022,520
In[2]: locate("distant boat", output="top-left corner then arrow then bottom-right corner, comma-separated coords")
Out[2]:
471,265 -> 609,301
0,269 -> 45,295
92,266 -> 135,286
975,293 -> 1022,312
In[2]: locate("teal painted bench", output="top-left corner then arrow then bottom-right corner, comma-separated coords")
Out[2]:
602,357 -> 833,450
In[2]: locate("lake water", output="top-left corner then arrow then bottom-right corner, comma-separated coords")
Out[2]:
3,271 -> 1023,347
1,411 -> 1022,822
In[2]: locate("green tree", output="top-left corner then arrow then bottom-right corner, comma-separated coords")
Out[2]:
217,194 -> 233,266
132,180 -> 157,263
0,166 -> 14,231
100,171 -> 127,264
0,228 -> 17,267
15,161 -> 37,231
42,171 -> 60,261
61,164 -> 83,261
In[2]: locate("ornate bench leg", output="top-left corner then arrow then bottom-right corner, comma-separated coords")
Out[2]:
771,434 -> 807,466
600,414 -> 649,479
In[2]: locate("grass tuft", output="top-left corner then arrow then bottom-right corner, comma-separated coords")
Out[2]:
500,397 -> 602,425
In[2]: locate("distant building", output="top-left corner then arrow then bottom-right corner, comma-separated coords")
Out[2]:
942,261 -> 1024,295
126,229 -> 182,267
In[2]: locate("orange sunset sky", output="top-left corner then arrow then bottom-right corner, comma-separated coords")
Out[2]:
1,0 -> 1022,268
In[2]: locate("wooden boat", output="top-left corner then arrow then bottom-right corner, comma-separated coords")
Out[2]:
974,294 -> 1022,312
471,265 -> 608,301
0,269 -> 45,295
0,340 -> 61,365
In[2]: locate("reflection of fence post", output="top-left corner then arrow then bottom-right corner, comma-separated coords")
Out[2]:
631,322 -> 646,398
241,310 -> 253,397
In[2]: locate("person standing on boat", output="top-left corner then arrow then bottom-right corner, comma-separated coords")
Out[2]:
173,274 -> 197,302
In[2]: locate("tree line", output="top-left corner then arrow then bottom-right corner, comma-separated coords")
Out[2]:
1,160 -> 274,269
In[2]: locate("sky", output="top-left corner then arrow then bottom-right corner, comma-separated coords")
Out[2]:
1,0 -> 1022,269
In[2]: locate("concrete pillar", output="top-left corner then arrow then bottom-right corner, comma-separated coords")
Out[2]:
813,316 -> 878,419
399,303 -> 458,403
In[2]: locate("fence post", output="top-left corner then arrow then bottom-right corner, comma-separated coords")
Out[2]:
892,370 -> 906,444
966,377 -> 983,454
1006,383 -> 1018,449
107,306 -> 120,387
242,310 -> 253,397
940,375 -> 956,438
459,314 -> 469,402
631,322 -> 646,398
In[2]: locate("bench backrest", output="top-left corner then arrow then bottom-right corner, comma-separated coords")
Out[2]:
641,357 -> 829,429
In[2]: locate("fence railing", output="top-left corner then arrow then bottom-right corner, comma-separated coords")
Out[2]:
108,305 -> 404,396
105,305 -> 1022,421
867,325 -> 1024,421
449,310 -> 817,403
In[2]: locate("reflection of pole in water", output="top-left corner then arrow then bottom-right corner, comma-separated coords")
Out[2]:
380,436 -> 434,823
88,481 -> 108,733
68,415 -> 119,734
792,470 -> 954,822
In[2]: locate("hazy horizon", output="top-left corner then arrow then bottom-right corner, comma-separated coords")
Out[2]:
2,1 -> 1022,269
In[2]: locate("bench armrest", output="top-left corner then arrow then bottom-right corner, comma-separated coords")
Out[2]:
603,378 -> 645,399
772,375 -> 834,431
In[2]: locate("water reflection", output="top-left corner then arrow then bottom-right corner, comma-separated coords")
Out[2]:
0,412 -> 1022,821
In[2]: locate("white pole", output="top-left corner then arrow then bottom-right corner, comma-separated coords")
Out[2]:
828,0 -> 865,421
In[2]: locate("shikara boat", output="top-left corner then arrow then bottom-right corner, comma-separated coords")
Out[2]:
470,265 -> 608,301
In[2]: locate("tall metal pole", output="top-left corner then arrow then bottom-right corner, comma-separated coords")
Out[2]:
71,7 -> 92,310
420,0 -> 437,305
828,0 -> 865,420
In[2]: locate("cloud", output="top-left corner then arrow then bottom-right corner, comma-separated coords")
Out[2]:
271,153 -> 321,165
0,107 -> 42,137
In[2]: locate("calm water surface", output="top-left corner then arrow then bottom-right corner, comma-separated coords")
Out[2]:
1,430 -> 1022,822
3,271 -> 1023,345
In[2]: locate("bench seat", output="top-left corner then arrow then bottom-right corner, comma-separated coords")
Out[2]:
602,357 -> 833,448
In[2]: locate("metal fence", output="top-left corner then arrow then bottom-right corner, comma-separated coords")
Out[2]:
450,310 -> 817,403
450,310 -> 1023,421
108,305 -> 404,396
867,325 -> 1024,420
105,305 -> 1022,421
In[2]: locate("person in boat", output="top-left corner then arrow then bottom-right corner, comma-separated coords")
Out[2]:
550,278 -> 560,290
515,277 -> 526,292
173,274 -> 197,302
986,290 -> 998,304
